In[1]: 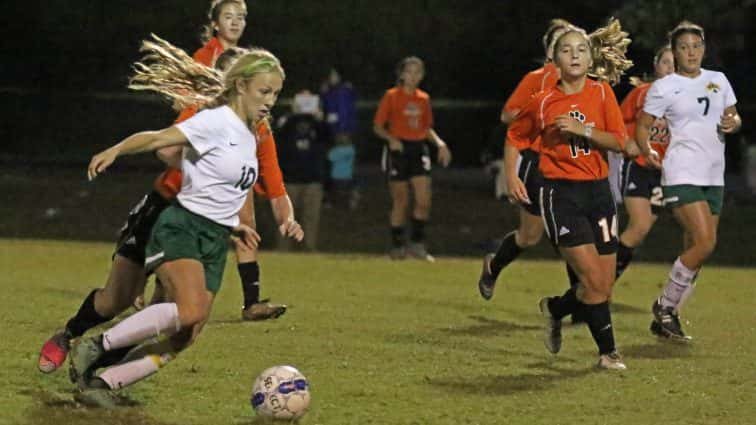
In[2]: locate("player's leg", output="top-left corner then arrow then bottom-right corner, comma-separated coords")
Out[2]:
617,196 -> 657,278
651,188 -> 717,339
38,254 -> 146,374
384,144 -> 411,259
479,209 -> 543,300
407,174 -> 434,261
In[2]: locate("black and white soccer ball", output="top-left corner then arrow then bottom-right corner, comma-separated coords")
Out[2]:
251,365 -> 311,420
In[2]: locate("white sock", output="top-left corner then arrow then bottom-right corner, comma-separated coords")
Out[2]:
99,352 -> 175,390
675,269 -> 699,313
659,258 -> 697,309
102,303 -> 180,351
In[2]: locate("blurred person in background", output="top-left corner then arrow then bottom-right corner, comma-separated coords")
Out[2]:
373,56 -> 452,262
275,90 -> 330,251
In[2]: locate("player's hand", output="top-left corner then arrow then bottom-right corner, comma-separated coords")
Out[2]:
506,174 -> 531,205
279,219 -> 304,242
646,148 -> 662,169
437,144 -> 452,167
387,137 -> 403,152
554,114 -> 584,136
623,139 -> 640,159
720,113 -> 739,134
231,224 -> 261,250
87,146 -> 120,181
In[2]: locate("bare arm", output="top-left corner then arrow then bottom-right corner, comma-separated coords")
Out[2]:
88,127 -> 188,180
504,143 -> 530,205
427,128 -> 452,167
156,145 -> 183,168
720,105 -> 742,134
270,194 -> 304,242
554,114 -> 623,152
373,123 -> 402,151
634,111 -> 662,168
500,109 -> 520,125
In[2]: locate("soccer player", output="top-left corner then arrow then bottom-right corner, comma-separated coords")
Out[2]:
70,40 -> 289,408
373,56 -> 452,261
149,0 -> 292,321
614,45 -> 675,280
478,18 -> 571,300
637,21 -> 741,339
507,20 -> 633,369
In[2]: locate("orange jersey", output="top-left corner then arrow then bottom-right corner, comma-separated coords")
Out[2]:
620,83 -> 670,167
503,63 -> 560,153
373,87 -> 433,141
508,79 -> 626,181
193,37 -> 225,67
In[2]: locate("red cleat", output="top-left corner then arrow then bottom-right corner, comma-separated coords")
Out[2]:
38,331 -> 71,373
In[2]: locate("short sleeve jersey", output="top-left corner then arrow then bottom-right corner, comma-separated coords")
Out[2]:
643,69 -> 737,186
508,79 -> 626,181
503,63 -> 560,153
620,83 -> 670,167
373,87 -> 433,141
175,106 -> 258,227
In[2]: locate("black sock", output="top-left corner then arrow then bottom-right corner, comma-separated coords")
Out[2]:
65,290 -> 113,338
546,287 -> 578,320
390,226 -> 405,248
410,218 -> 426,243
584,302 -> 615,355
238,262 -> 260,309
490,231 -> 523,277
615,242 -> 635,280
566,263 -> 580,289
92,345 -> 136,369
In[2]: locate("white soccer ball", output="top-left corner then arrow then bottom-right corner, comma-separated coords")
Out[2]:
251,365 -> 311,420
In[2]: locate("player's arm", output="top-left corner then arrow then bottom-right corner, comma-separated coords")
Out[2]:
427,128 -> 451,167
720,105 -> 742,134
156,145 -> 183,168
88,127 -> 187,180
634,111 -> 662,168
270,194 -> 303,242
554,115 -> 622,152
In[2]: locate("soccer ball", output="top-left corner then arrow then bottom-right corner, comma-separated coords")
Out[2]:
251,365 -> 311,420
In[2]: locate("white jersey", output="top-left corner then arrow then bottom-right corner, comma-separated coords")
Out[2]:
643,69 -> 737,186
175,106 -> 258,227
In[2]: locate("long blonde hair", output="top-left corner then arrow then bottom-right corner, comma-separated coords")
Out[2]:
128,34 -> 284,111
552,18 -> 633,86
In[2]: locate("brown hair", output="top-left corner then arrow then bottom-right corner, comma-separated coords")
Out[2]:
200,0 -> 248,44
668,21 -> 705,50
395,56 -> 424,86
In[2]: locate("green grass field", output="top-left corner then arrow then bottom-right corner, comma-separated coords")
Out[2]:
2,239 -> 754,425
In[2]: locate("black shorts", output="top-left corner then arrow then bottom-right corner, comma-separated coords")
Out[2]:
518,149 -> 543,216
382,140 -> 431,181
620,159 -> 664,213
540,178 -> 618,255
114,191 -> 171,265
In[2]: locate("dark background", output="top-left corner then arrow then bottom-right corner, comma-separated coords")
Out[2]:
1,0 -> 753,166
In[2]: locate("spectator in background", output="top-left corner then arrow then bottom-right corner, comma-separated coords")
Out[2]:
276,90 -> 331,251
327,131 -> 358,210
321,68 -> 358,144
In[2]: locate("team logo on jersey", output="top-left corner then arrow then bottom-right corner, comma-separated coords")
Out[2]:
404,102 -> 422,129
568,110 -> 586,123
706,82 -> 720,93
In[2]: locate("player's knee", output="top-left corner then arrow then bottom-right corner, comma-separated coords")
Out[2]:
177,304 -> 210,328
517,227 -> 543,248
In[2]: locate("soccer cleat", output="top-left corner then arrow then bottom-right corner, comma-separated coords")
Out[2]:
651,300 -> 691,340
649,320 -> 669,338
406,242 -> 435,262
242,300 -> 287,321
597,350 -> 627,370
74,385 -> 118,409
478,254 -> 497,300
538,297 -> 562,354
69,336 -> 105,387
38,330 -> 72,373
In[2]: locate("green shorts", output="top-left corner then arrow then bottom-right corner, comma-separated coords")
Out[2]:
145,204 -> 231,294
662,185 -> 724,215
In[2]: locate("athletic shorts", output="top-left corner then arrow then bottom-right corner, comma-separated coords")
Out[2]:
382,140 -> 431,181
620,160 -> 665,214
663,185 -> 724,215
517,149 -> 544,216
114,191 -> 171,265
539,178 -> 618,255
145,204 -> 231,294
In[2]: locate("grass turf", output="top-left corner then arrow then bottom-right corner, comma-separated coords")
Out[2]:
2,239 -> 754,424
